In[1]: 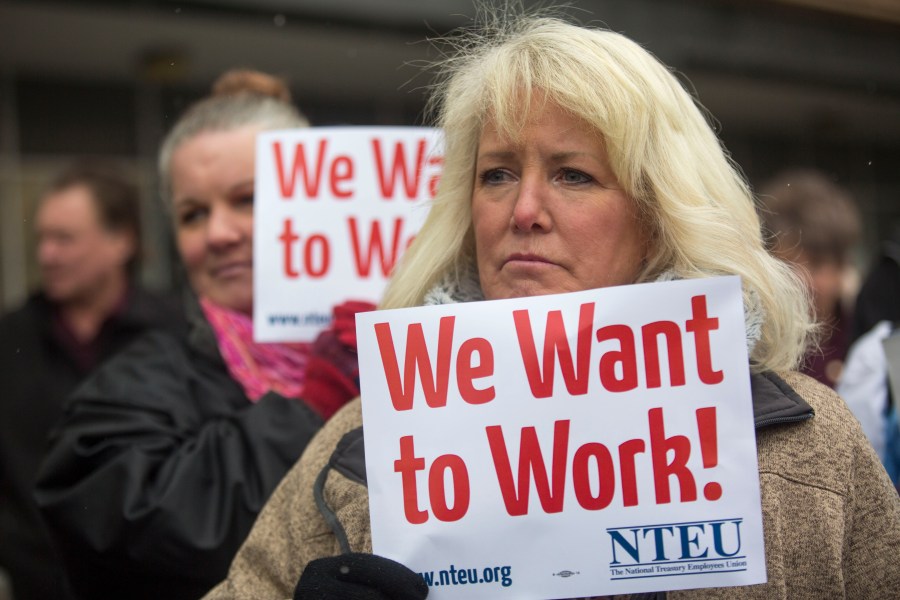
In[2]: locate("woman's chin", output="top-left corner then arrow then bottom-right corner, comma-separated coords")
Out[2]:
208,291 -> 253,315
483,280 -> 575,301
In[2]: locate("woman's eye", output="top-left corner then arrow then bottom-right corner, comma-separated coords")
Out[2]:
479,169 -> 512,185
178,207 -> 207,226
236,194 -> 254,207
560,169 -> 592,184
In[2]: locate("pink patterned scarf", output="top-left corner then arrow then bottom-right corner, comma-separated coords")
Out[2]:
201,297 -> 310,403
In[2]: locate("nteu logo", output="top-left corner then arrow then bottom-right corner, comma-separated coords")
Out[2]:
608,518 -> 743,565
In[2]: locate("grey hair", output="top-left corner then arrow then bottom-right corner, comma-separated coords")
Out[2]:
158,91 -> 308,203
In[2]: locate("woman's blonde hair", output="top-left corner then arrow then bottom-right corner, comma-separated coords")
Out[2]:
382,15 -> 814,372
158,69 -> 309,203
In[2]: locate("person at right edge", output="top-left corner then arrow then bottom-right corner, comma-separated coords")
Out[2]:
838,227 -> 900,488
205,13 -> 900,600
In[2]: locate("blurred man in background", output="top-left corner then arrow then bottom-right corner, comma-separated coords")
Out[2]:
0,162 -> 183,600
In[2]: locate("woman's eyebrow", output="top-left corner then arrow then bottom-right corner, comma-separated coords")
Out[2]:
548,151 -> 596,162
476,150 -> 516,162
172,196 -> 201,209
228,178 -> 255,193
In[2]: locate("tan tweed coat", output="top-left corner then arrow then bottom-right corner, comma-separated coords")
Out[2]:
204,371 -> 900,599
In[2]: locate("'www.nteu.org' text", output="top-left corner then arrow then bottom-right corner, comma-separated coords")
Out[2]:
419,564 -> 512,588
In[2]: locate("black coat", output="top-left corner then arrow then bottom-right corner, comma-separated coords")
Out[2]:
0,288 -> 184,600
34,302 -> 324,600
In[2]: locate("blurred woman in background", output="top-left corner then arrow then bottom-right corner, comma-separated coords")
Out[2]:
757,169 -> 862,388
34,70 -> 354,600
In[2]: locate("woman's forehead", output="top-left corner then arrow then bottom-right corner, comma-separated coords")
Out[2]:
479,100 -> 604,148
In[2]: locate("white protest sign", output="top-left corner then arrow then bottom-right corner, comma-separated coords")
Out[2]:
357,276 -> 766,599
253,127 -> 441,342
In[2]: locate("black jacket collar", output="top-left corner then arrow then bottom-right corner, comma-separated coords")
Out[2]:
750,371 -> 814,429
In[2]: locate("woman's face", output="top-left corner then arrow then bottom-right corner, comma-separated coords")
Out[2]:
472,103 -> 646,301
170,125 -> 258,314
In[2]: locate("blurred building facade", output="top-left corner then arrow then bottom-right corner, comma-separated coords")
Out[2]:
1,0 -> 899,311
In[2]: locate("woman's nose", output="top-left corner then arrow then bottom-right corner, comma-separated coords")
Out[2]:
207,206 -> 242,248
511,176 -> 551,232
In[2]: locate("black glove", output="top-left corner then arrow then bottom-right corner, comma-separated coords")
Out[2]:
295,553 -> 428,600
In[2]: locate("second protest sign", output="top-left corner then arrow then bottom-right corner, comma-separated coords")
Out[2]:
254,126 -> 441,342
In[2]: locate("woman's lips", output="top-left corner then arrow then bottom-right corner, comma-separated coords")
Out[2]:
211,261 -> 252,278
503,253 -> 556,267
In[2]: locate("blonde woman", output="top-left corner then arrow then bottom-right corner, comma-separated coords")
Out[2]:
207,17 -> 900,600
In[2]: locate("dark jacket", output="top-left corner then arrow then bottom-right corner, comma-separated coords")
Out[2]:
33,299 -> 324,600
853,233 -> 900,342
0,288 -> 183,600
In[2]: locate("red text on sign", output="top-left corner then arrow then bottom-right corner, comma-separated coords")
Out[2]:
374,295 -> 723,411
273,139 -> 354,199
375,316 -> 495,411
514,295 -> 723,397
486,406 -> 721,517
394,406 -> 721,523
347,217 -> 414,278
278,219 -> 330,278
394,435 -> 470,524
371,138 -> 442,199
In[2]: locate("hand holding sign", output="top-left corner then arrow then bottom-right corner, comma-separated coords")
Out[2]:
294,553 -> 428,600
301,301 -> 376,418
